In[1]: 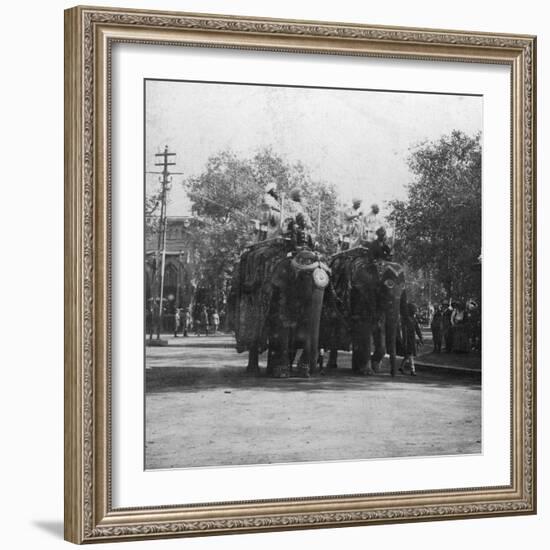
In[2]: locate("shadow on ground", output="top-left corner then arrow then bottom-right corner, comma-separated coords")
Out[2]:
146,364 -> 481,394
32,520 -> 64,540
158,339 -> 234,349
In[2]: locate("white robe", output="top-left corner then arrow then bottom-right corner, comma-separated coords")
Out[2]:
259,193 -> 281,239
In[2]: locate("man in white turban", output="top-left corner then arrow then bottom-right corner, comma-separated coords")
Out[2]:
363,203 -> 381,243
343,197 -> 365,249
258,182 -> 281,240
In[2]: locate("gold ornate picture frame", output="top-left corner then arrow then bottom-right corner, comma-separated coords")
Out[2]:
64,5 -> 536,544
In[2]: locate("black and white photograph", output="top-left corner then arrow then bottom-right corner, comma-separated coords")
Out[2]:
144,79 -> 482,470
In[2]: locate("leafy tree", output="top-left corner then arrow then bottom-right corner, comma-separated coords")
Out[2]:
184,148 -> 341,309
145,185 -> 163,235
388,131 -> 481,300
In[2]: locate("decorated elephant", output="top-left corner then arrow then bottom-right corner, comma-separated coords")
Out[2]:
321,247 -> 406,376
228,238 -> 330,377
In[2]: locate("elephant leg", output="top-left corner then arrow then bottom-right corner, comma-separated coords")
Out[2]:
387,324 -> 397,377
272,327 -> 290,378
351,340 -> 364,373
246,346 -> 260,375
360,325 -> 374,376
355,345 -> 373,375
352,342 -> 370,375
266,344 -> 275,376
328,348 -> 338,369
287,330 -> 297,373
319,348 -> 326,375
352,323 -> 373,375
386,321 -> 397,377
288,347 -> 297,373
350,324 -> 360,372
371,323 -> 386,373
297,350 -> 310,378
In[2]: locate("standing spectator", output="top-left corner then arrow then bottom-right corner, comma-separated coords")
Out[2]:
466,300 -> 481,351
430,304 -> 445,353
451,302 -> 469,352
173,308 -> 182,338
428,303 -> 435,324
146,298 -> 154,339
184,308 -> 191,337
200,306 -> 210,336
399,302 -> 424,376
442,302 -> 454,353
211,310 -> 220,334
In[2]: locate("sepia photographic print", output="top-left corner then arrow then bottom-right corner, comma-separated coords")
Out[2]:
144,79 -> 482,471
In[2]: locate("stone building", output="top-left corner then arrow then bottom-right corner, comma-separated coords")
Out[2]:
145,216 -> 199,332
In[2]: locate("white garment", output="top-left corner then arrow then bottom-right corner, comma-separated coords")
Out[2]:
260,192 -> 282,238
285,199 -> 312,230
451,309 -> 464,326
363,212 -> 379,242
344,206 -> 365,248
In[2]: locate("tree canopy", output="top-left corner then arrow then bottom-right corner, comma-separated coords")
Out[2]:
183,148 -> 341,309
388,130 -> 482,301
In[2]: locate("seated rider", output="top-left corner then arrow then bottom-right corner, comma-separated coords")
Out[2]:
285,187 -> 314,249
362,203 -> 380,243
342,197 -> 364,250
341,200 -> 381,252
369,226 -> 392,261
258,182 -> 281,241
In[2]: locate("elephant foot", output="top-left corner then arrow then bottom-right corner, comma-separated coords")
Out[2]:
358,366 -> 374,376
272,365 -> 290,378
328,362 -> 338,370
245,366 -> 260,376
297,365 -> 311,378
371,361 -> 382,373
390,366 -> 396,377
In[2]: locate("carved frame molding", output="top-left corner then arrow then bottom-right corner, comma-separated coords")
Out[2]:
64,5 -> 536,544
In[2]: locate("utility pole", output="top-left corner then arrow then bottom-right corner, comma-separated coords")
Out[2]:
155,145 -> 176,340
145,146 -> 184,346
154,146 -> 176,340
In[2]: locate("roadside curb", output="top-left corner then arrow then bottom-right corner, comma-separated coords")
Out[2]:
415,360 -> 481,378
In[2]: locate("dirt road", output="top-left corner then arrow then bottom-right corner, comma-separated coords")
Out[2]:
145,334 -> 481,469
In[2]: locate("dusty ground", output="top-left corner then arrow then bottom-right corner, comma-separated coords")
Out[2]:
145,334 -> 481,469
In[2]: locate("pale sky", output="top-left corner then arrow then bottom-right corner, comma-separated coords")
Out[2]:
145,80 -> 482,217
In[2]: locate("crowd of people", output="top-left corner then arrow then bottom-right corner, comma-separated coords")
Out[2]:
173,306 -> 222,337
394,299 -> 480,375
429,300 -> 481,353
256,182 -> 392,259
146,298 -> 225,338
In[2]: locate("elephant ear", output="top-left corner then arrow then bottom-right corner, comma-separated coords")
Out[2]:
379,261 -> 405,286
351,257 -> 375,284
